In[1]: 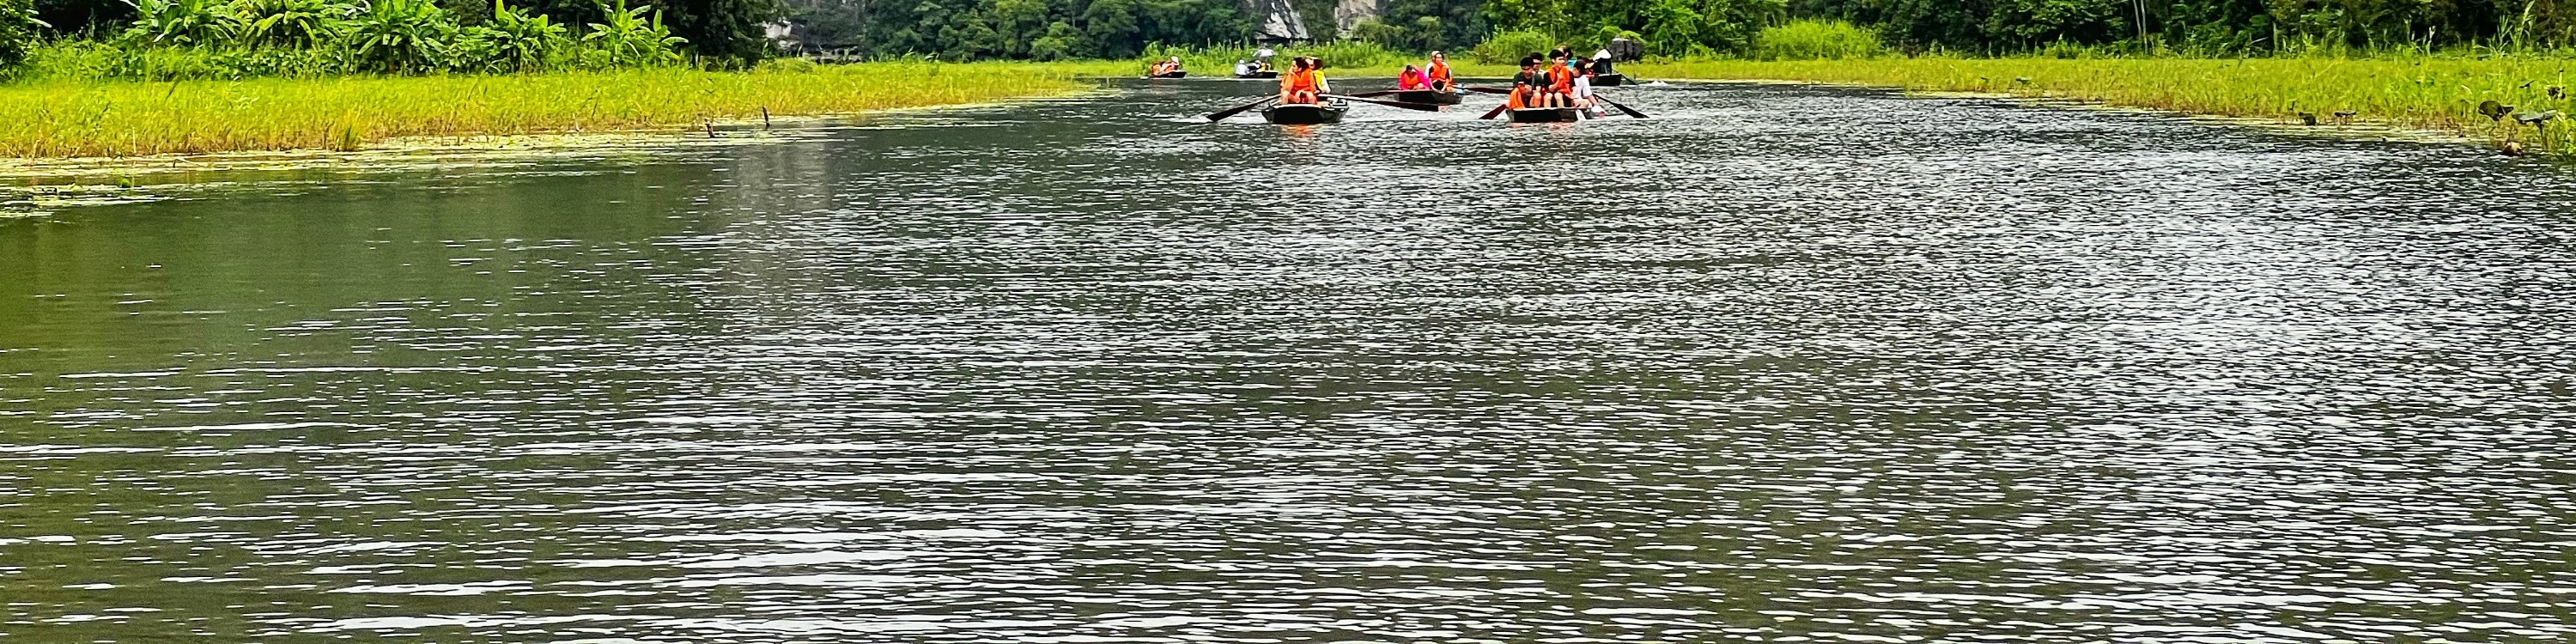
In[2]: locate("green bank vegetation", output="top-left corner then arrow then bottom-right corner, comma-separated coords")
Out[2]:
0,61 -> 1106,157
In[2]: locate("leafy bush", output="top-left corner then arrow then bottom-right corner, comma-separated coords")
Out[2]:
231,0 -> 343,48
1470,28 -> 1552,64
2,0 -> 41,70
476,0 -> 567,70
1752,19 -> 1880,60
581,0 -> 679,67
124,0 -> 236,46
345,0 -> 450,72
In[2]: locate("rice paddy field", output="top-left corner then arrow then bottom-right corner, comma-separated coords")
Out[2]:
0,61 -> 1126,158
1633,57 -> 2576,156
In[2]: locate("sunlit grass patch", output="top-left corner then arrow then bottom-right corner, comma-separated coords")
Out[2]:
1,61 -> 1104,158
1632,56 -> 2576,156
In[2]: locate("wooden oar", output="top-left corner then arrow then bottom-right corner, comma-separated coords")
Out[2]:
1322,94 -> 1443,112
1479,104 -> 1510,120
1348,89 -> 1407,99
1461,86 -> 1515,94
1594,94 -> 1649,118
1205,95 -> 1279,122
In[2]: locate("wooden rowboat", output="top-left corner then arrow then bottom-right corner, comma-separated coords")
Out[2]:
1393,89 -> 1463,106
1593,73 -> 1627,87
1236,70 -> 1279,79
1507,107 -> 1584,124
1148,71 -> 1188,79
1262,101 -> 1348,125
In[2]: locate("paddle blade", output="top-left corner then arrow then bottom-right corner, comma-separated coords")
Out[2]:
1205,96 -> 1279,122
1596,94 -> 1649,118
1479,104 -> 1510,120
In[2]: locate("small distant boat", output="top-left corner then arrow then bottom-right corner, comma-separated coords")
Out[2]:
1147,70 -> 1188,79
1393,89 -> 1463,106
1262,101 -> 1348,125
1507,107 -> 1584,124
1235,70 -> 1279,80
1593,73 -> 1627,87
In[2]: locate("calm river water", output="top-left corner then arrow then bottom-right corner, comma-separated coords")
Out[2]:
5,80 -> 2576,642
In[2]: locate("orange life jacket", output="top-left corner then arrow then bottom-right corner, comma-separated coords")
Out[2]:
1427,61 -> 1451,83
1548,62 -> 1574,93
1398,70 -> 1428,90
1282,69 -> 1320,100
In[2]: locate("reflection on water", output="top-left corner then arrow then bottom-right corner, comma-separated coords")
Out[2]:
4,81 -> 2576,642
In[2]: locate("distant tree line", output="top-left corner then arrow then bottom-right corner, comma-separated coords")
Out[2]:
5,0 -> 780,70
1793,0 -> 2576,53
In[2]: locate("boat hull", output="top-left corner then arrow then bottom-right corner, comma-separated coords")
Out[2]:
1507,107 -> 1583,124
1148,71 -> 1188,79
1593,74 -> 1626,87
1235,71 -> 1279,79
1393,90 -> 1463,106
1262,102 -> 1348,125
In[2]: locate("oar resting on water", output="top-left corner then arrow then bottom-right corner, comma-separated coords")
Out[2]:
1204,95 -> 1279,122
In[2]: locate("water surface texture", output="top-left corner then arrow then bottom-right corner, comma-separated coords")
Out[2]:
5,81 -> 2576,642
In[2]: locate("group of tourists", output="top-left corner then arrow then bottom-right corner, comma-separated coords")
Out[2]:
1147,57 -> 1187,78
1510,46 -> 1609,115
1276,56 -> 1332,105
1395,52 -> 1456,92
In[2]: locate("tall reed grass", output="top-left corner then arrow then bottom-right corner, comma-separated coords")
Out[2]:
1751,20 -> 1882,61
1633,56 -> 2576,155
1,61 -> 1098,157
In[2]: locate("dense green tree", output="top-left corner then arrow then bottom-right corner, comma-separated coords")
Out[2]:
3,0 -> 40,68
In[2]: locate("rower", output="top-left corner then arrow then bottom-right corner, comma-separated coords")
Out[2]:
1571,58 -> 1602,116
1592,47 -> 1616,76
1426,52 -> 1453,91
1398,64 -> 1430,91
1508,55 -> 1542,110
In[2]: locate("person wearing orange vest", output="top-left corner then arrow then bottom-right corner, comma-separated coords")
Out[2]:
1507,56 -> 1541,110
1279,58 -> 1326,105
1546,54 -> 1576,107
1425,52 -> 1453,92
1397,64 -> 1430,90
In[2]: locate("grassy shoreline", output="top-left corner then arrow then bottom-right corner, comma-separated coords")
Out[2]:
0,61 -> 1120,158
1632,58 -> 2576,156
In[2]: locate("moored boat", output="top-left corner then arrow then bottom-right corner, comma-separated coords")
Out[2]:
1393,89 -> 1463,106
1236,70 -> 1279,79
1507,107 -> 1583,124
1593,73 -> 1627,87
1148,71 -> 1189,79
1262,101 -> 1349,125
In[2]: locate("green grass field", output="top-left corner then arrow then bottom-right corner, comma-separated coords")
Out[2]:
1633,57 -> 2576,155
0,61 -> 1119,158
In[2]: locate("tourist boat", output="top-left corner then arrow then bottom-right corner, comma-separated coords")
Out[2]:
1236,70 -> 1279,80
1393,89 -> 1463,106
1148,70 -> 1188,79
1507,107 -> 1584,124
1262,101 -> 1348,125
1593,73 -> 1627,87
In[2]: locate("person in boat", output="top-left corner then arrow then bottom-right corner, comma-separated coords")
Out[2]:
1234,59 -> 1253,76
1279,57 -> 1327,105
1397,64 -> 1431,90
1425,52 -> 1454,91
1149,56 -> 1185,77
1508,55 -> 1544,110
1571,58 -> 1604,116
1546,52 -> 1577,108
1592,48 -> 1617,76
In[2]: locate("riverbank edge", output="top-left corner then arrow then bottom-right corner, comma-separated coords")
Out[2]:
0,62 -> 1125,161
1627,58 -> 2575,157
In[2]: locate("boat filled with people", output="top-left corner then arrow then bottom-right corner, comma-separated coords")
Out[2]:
1201,46 -> 1642,125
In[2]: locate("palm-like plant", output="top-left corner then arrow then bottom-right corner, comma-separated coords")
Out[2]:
123,0 -> 239,46
583,0 -> 683,68
231,0 -> 345,48
345,0 -> 450,72
483,0 -> 567,71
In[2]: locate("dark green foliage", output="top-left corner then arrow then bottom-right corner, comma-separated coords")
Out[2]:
34,0 -> 131,36
641,0 -> 780,62
787,0 -> 1246,60
3,0 -> 39,68
1795,0 -> 2576,53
